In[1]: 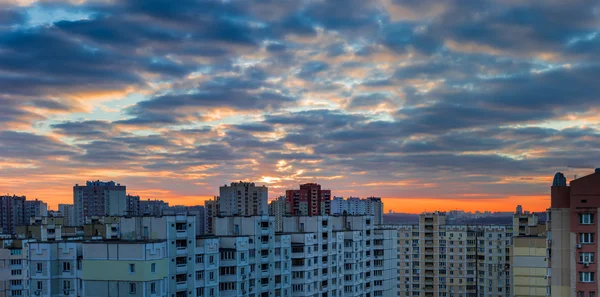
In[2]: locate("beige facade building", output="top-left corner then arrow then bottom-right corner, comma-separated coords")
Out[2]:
511,236 -> 548,297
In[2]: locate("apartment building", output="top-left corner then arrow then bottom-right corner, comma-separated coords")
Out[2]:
16,217 -> 65,241
0,195 -> 26,235
219,182 -> 268,216
126,195 -> 141,216
397,212 -> 513,297
214,215 -> 292,297
511,236 -> 547,297
282,215 -> 398,297
57,204 -> 75,226
28,241 -> 79,297
204,197 -> 219,234
0,239 -> 30,297
330,197 -> 384,225
286,183 -> 331,216
73,181 -> 127,226
548,169 -> 600,297
139,199 -> 170,216
81,241 -> 169,297
268,196 -> 286,232
24,200 -> 48,221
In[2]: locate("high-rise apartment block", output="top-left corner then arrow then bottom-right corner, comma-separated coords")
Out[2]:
397,212 -> 513,297
24,199 -> 47,221
1,213 -> 396,297
73,181 -> 127,226
285,183 -> 331,216
331,196 -> 384,225
0,195 -> 26,235
219,182 -> 268,216
204,196 -> 219,234
511,236 -> 547,297
269,196 -> 287,232
548,169 -> 600,297
58,204 -> 75,226
138,198 -> 169,216
125,194 -> 140,216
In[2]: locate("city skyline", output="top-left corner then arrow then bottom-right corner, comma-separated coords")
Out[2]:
2,0 -> 600,214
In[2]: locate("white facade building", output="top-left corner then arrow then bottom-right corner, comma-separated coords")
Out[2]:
268,196 -> 287,232
330,197 -> 384,225
219,182 -> 268,216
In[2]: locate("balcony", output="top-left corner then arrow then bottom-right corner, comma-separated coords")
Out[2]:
176,281 -> 187,291
176,230 -> 187,239
176,247 -> 188,256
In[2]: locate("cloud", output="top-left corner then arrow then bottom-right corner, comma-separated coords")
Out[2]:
2,0 -> 600,211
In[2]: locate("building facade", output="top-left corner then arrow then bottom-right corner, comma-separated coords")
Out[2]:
138,199 -> 169,216
511,236 -> 547,297
219,182 -> 268,216
204,197 -> 219,234
285,183 -> 331,217
549,169 -> 600,297
268,196 -> 286,232
397,212 -> 513,297
331,197 -> 384,225
0,196 -> 26,235
24,200 -> 48,221
73,181 -> 127,226
57,204 -> 75,226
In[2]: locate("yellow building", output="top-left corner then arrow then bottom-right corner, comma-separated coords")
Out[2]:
512,236 -> 548,297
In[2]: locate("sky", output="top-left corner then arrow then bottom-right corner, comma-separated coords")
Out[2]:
1,0 -> 600,213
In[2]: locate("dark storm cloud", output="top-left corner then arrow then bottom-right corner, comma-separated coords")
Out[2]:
0,131 -> 76,159
0,27 -> 141,96
51,120 -> 114,138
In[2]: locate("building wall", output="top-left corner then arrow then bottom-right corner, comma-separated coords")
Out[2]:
73,181 -> 126,226
512,236 -> 547,297
57,205 -> 75,227
219,182 -> 268,216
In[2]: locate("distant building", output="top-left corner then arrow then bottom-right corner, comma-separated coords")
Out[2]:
548,169 -> 600,297
397,212 -> 514,297
203,197 -> 219,234
138,199 -> 169,216
513,212 -> 541,236
0,195 -> 26,234
58,204 -> 75,226
73,181 -> 127,226
330,196 -> 384,224
24,199 -> 47,220
268,196 -> 286,232
516,204 -> 523,214
125,194 -> 140,216
285,183 -> 331,216
219,182 -> 268,216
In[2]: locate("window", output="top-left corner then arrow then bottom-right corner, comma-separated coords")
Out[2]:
129,264 -> 135,274
196,255 -> 204,263
129,283 -> 136,294
151,282 -> 156,294
580,253 -> 595,263
63,262 -> 71,272
580,214 -> 595,224
11,270 -> 21,275
209,271 -> 215,281
579,272 -> 595,283
209,255 -> 214,264
151,263 -> 156,273
580,233 -> 595,244
37,281 -> 43,290
590,292 -> 596,297
37,263 -> 42,273
196,271 -> 204,280
63,280 -> 71,290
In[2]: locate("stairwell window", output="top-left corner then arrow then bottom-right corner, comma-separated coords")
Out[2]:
579,272 -> 595,283
580,213 -> 595,225
580,233 -> 594,244
129,264 -> 135,274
